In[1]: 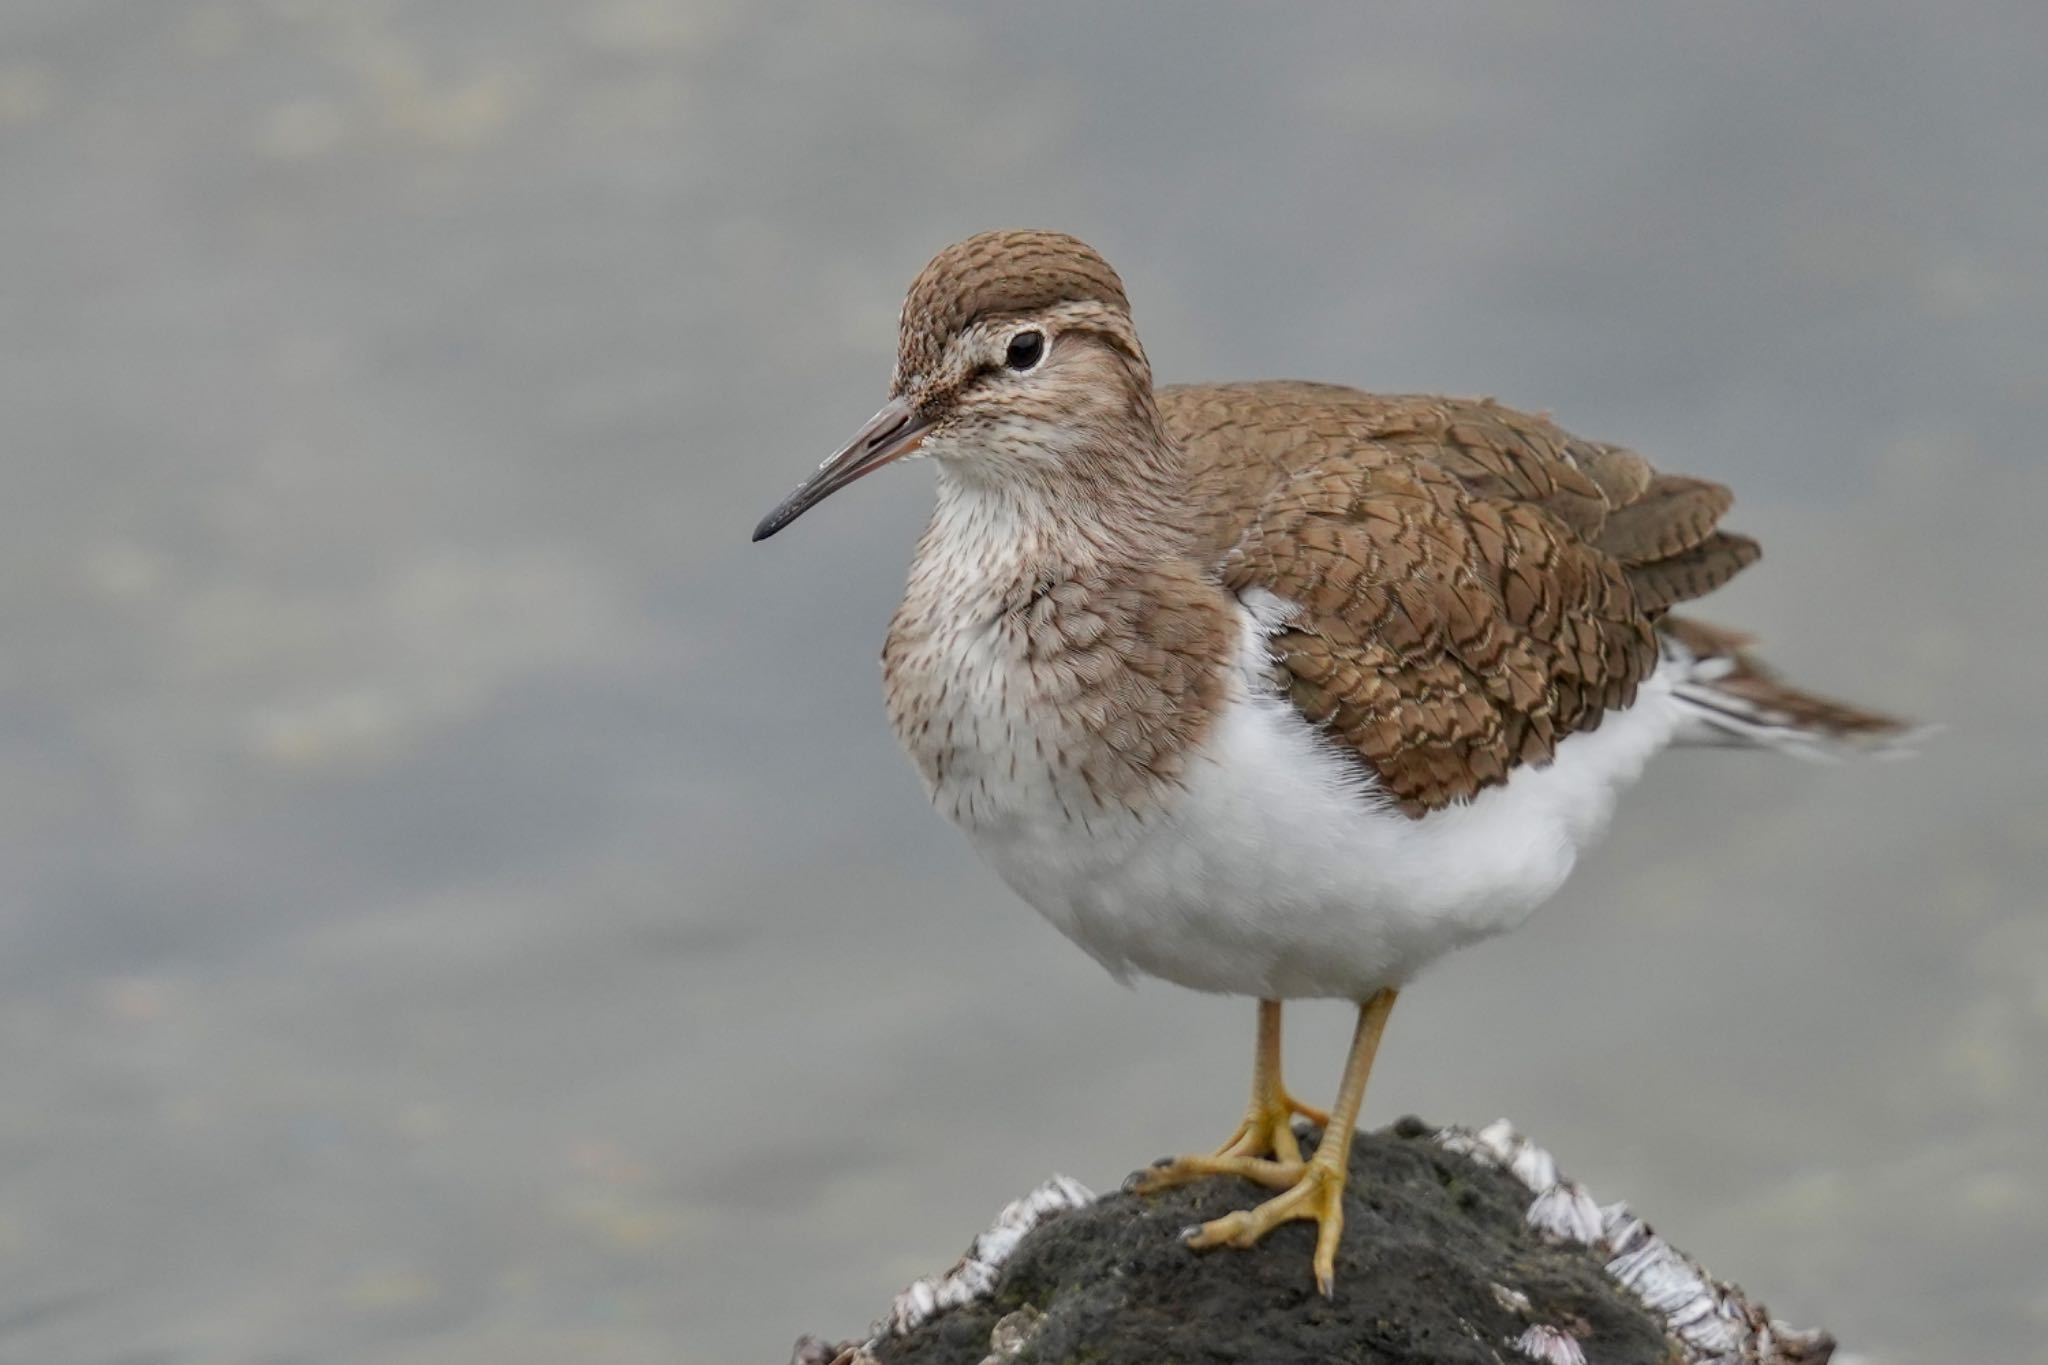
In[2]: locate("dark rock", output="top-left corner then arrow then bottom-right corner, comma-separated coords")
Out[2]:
795,1118 -> 1836,1365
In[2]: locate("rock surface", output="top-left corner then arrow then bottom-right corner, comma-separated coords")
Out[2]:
791,1118 -> 1837,1365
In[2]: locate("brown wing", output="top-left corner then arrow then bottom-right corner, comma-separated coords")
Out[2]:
1159,382 -> 1761,815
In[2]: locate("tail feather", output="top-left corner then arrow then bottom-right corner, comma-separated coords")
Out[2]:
1659,615 -> 1920,758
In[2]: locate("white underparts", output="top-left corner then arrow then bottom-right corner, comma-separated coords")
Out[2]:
959,589 -> 1685,1000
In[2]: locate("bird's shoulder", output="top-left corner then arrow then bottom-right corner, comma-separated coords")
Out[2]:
1156,381 -> 1760,813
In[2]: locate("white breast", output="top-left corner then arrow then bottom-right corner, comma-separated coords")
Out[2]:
953,590 -> 1685,1000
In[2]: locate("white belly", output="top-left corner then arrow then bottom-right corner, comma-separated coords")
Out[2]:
954,599 -> 1685,1000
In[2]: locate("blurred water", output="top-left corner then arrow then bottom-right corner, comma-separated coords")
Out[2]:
0,3 -> 2043,1362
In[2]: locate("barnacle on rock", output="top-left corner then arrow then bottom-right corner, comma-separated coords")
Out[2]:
788,1119 -> 1835,1365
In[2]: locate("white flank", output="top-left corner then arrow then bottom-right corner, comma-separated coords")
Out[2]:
963,589 -> 1684,999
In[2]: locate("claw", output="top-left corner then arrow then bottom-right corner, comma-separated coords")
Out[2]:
1185,1157 -> 1348,1296
1129,1151 -> 1305,1195
1138,991 -> 1396,1297
1129,1091 -> 1312,1196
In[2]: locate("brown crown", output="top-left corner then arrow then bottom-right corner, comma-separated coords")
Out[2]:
896,230 -> 1131,383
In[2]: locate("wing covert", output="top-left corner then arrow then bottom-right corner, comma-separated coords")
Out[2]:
1160,382 -> 1754,814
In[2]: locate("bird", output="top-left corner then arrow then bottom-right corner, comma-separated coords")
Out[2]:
751,229 -> 1909,1295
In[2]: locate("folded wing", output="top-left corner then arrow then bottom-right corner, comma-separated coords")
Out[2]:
1161,382 -> 1761,814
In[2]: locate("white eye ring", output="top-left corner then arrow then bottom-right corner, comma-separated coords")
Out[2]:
1003,329 -> 1047,373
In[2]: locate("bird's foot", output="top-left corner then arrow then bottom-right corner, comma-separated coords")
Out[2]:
1183,1154 -> 1348,1297
1128,1089 -> 1327,1194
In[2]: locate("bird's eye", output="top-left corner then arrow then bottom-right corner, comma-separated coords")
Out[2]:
1004,330 -> 1046,372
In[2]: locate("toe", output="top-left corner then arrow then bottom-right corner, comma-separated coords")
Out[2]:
1134,1153 -> 1304,1194
1312,1200 -> 1344,1295
1206,1119 -> 1260,1161
1185,1209 -> 1253,1249
1285,1093 -> 1331,1127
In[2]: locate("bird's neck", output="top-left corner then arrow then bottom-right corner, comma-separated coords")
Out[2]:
886,418 -> 1235,826
920,425 -> 1193,606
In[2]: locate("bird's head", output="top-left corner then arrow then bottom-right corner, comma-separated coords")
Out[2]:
753,229 -> 1156,542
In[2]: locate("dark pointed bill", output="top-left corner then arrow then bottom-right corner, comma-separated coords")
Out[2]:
752,396 -> 931,542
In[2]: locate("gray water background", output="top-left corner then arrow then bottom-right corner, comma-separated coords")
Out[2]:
1,3 -> 2044,1362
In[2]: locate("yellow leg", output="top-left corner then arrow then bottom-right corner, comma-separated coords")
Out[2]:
1131,1000 -> 1331,1193
1185,988 -> 1398,1297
